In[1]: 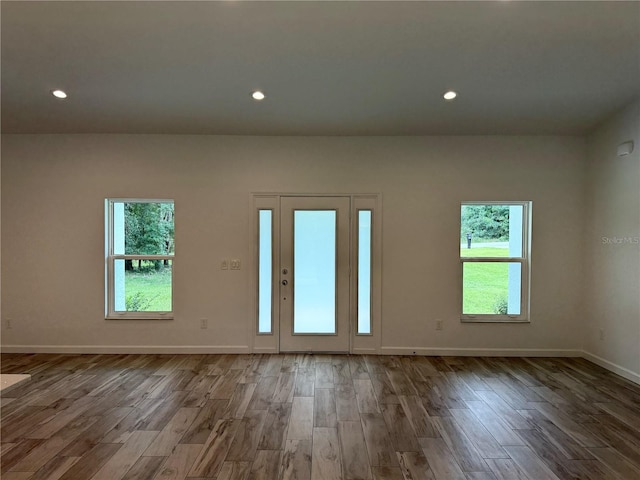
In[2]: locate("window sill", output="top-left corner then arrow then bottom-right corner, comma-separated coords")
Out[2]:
105,316 -> 174,321
461,317 -> 530,324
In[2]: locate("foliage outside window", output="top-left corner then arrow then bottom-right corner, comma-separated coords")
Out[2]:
106,200 -> 174,318
460,202 -> 530,322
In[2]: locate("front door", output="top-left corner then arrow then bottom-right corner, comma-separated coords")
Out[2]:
279,196 -> 350,352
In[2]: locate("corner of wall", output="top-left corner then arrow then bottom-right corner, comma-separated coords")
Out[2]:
583,99 -> 640,382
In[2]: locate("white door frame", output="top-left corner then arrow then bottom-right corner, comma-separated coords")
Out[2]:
250,193 -> 382,355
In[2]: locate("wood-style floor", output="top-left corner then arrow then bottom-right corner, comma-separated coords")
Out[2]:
1,354 -> 640,480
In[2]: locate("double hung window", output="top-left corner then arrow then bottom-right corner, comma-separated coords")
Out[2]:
105,199 -> 174,319
461,202 -> 530,322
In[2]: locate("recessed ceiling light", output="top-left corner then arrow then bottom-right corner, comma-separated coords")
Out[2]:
51,89 -> 67,99
252,91 -> 265,101
443,91 -> 457,101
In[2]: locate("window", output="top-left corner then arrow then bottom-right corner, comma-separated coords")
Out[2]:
105,199 -> 174,319
258,209 -> 273,334
357,210 -> 372,334
460,202 -> 530,322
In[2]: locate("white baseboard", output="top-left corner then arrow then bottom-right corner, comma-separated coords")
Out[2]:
0,345 -> 251,354
380,347 -> 583,357
582,350 -> 640,385
1,345 -> 581,357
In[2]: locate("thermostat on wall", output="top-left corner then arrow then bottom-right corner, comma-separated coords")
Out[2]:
617,141 -> 634,157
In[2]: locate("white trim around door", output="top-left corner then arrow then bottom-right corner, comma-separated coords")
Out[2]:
250,193 -> 382,354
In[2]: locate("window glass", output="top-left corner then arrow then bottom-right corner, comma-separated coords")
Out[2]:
460,203 -> 528,320
107,200 -> 174,317
293,210 -> 337,334
358,210 -> 372,334
462,262 -> 521,315
460,205 -> 522,257
114,259 -> 173,312
258,210 -> 273,333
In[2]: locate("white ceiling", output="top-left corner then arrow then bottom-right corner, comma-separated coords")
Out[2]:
2,1 -> 639,135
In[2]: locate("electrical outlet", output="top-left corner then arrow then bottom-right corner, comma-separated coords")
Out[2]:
200,318 -> 208,329
6,319 -> 12,330
599,328 -> 604,340
230,259 -> 241,270
221,259 -> 229,270
436,319 -> 443,331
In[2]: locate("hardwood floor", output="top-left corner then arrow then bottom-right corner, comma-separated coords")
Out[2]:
1,354 -> 640,480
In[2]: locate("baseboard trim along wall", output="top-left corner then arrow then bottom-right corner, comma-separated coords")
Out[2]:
0,345 -> 252,354
2,345 -> 579,357
582,350 -> 640,385
379,347 -> 584,357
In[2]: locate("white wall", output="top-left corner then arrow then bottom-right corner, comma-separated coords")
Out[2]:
1,135 -> 586,354
584,101 -> 640,382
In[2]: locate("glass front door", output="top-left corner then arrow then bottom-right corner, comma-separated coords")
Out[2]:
279,196 -> 350,352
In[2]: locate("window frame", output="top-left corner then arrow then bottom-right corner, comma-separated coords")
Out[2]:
460,201 -> 531,323
105,198 -> 175,320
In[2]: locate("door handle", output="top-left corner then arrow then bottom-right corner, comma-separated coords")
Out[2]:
281,280 -> 288,286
